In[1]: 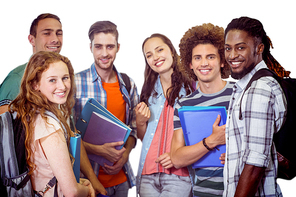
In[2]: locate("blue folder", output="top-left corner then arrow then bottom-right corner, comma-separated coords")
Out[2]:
178,106 -> 227,168
97,194 -> 109,197
75,98 -> 131,150
69,133 -> 81,182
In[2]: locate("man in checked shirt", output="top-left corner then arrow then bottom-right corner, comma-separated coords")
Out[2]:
223,16 -> 290,196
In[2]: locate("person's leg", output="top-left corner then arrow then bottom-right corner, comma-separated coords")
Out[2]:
105,186 -> 115,197
139,174 -> 162,197
113,181 -> 129,197
159,173 -> 192,197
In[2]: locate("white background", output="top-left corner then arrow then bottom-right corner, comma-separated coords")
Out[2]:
1,0 -> 295,196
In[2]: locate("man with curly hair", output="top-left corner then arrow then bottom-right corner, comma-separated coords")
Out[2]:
171,23 -> 234,197
223,16 -> 288,196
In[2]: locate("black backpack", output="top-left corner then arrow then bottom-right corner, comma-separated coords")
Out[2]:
0,111 -> 58,196
239,68 -> 296,180
120,73 -> 131,94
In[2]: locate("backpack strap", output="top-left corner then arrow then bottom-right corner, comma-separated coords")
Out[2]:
120,73 -> 131,93
239,68 -> 277,120
35,177 -> 57,197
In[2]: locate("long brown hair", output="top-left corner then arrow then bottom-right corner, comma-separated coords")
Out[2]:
140,33 -> 193,107
9,51 -> 76,173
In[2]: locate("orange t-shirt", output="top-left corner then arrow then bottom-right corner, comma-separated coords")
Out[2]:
98,79 -> 127,188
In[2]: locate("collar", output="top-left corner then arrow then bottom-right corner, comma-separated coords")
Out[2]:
90,63 -> 120,84
235,60 -> 268,91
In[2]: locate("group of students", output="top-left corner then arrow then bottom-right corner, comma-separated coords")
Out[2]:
0,13 -> 290,197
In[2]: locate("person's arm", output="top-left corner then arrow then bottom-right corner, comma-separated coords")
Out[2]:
41,129 -> 94,197
0,104 -> 8,114
83,141 -> 126,163
102,136 -> 136,174
135,102 -> 150,141
80,142 -> 107,195
234,164 -> 266,197
171,115 -> 225,169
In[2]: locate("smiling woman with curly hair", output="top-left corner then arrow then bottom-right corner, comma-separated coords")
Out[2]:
179,23 -> 231,81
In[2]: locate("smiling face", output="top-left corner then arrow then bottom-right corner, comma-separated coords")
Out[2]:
143,37 -> 173,76
190,44 -> 223,84
35,61 -> 71,105
29,18 -> 63,53
90,32 -> 120,72
224,30 -> 263,79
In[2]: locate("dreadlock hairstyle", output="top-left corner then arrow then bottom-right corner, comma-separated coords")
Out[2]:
9,51 -> 76,173
140,33 -> 194,107
225,16 -> 290,78
179,23 -> 231,81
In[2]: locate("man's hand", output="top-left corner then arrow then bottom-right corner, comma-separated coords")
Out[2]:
206,115 -> 226,149
102,151 -> 129,175
100,141 -> 126,163
220,153 -> 225,165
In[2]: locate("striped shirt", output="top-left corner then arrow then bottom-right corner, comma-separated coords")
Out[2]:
74,63 -> 139,188
174,81 -> 235,197
223,61 -> 286,197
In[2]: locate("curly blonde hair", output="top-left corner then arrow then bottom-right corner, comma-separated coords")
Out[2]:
9,51 -> 76,173
179,23 -> 231,81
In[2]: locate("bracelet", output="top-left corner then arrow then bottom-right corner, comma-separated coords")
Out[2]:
202,138 -> 219,151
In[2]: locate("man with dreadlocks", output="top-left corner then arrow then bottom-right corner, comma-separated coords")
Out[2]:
223,16 -> 290,196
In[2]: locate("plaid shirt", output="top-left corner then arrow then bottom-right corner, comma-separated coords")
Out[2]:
74,63 -> 139,188
224,61 -> 286,196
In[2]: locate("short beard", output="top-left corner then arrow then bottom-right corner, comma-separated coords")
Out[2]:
231,62 -> 256,79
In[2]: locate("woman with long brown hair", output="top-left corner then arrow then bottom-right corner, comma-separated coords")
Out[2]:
135,34 -> 194,196
9,51 -> 95,197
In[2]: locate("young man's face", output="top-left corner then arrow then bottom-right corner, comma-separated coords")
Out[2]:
90,32 -> 120,72
190,44 -> 223,84
224,30 -> 262,79
29,18 -> 63,53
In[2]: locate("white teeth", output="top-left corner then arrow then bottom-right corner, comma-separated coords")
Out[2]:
231,62 -> 241,65
156,61 -> 163,66
55,92 -> 65,96
200,69 -> 210,74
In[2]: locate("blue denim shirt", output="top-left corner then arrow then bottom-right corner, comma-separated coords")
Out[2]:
136,76 -> 193,194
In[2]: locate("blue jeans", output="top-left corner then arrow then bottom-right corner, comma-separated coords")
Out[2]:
105,181 -> 129,197
139,173 -> 192,197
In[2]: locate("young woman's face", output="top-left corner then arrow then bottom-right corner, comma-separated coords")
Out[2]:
143,37 -> 173,75
35,61 -> 71,105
